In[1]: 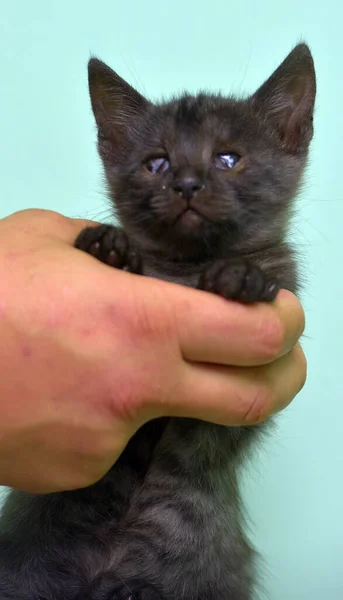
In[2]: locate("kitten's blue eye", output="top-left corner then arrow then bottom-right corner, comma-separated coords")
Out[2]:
146,156 -> 170,175
215,153 -> 241,170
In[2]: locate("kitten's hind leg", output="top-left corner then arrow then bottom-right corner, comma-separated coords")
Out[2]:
75,225 -> 143,274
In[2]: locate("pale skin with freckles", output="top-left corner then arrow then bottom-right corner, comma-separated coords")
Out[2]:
0,209 -> 306,494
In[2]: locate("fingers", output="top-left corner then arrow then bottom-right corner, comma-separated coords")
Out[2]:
175,288 -> 305,367
4,209 -> 99,244
161,343 -> 306,426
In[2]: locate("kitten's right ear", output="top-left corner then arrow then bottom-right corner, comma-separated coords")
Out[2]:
88,58 -> 149,158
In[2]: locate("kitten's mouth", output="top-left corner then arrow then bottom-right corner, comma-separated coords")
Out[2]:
174,208 -> 205,230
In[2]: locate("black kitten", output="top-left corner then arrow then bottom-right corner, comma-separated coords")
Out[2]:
0,44 -> 316,600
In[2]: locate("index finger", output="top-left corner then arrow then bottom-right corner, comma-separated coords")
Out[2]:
3,209 -> 99,245
175,288 -> 305,367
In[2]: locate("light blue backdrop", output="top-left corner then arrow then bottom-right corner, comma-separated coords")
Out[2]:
1,2 -> 342,599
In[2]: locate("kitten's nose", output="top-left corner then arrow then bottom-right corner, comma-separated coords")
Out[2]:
172,173 -> 204,201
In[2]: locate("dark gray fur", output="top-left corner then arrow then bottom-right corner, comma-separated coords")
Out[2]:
0,44 -> 316,600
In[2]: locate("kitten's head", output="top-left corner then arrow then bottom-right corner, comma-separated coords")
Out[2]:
88,44 -> 316,260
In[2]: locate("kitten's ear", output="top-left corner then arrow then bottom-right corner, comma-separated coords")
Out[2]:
252,43 -> 316,152
88,58 -> 149,159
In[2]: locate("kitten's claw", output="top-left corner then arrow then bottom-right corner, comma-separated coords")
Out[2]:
75,225 -> 143,274
198,258 -> 279,303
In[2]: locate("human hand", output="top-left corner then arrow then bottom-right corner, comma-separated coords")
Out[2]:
0,209 -> 306,494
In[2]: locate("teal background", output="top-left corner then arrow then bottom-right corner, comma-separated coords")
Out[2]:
1,2 -> 342,598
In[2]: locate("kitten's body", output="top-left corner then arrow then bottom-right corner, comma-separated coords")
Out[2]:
0,44 -> 315,600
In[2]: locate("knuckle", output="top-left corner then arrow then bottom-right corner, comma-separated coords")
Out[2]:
131,284 -> 176,346
12,208 -> 75,243
109,379 -> 143,423
101,357 -> 161,425
134,299 -> 162,341
237,382 -> 273,425
19,208 -> 68,228
256,312 -> 285,361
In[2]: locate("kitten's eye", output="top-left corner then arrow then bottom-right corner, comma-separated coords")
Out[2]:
214,153 -> 241,170
146,156 -> 170,175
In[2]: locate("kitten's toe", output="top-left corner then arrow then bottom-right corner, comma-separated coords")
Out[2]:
75,225 -> 142,274
125,246 -> 143,274
198,258 -> 279,303
75,225 -> 127,267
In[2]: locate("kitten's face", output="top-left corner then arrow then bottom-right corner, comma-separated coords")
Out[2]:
88,44 -> 316,260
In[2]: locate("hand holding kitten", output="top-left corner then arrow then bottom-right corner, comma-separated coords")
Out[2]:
0,209 -> 305,494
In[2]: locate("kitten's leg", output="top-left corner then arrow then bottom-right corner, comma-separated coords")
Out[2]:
198,258 -> 279,303
97,421 -> 256,600
75,225 -> 143,274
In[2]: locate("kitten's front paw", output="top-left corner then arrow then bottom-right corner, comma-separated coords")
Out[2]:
198,258 -> 279,303
75,225 -> 143,274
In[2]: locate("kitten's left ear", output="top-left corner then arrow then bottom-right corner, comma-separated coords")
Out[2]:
252,43 -> 316,152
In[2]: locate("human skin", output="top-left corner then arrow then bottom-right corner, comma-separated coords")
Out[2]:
0,209 -> 306,494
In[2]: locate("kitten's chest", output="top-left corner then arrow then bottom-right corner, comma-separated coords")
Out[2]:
142,245 -> 297,295
143,263 -> 200,289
